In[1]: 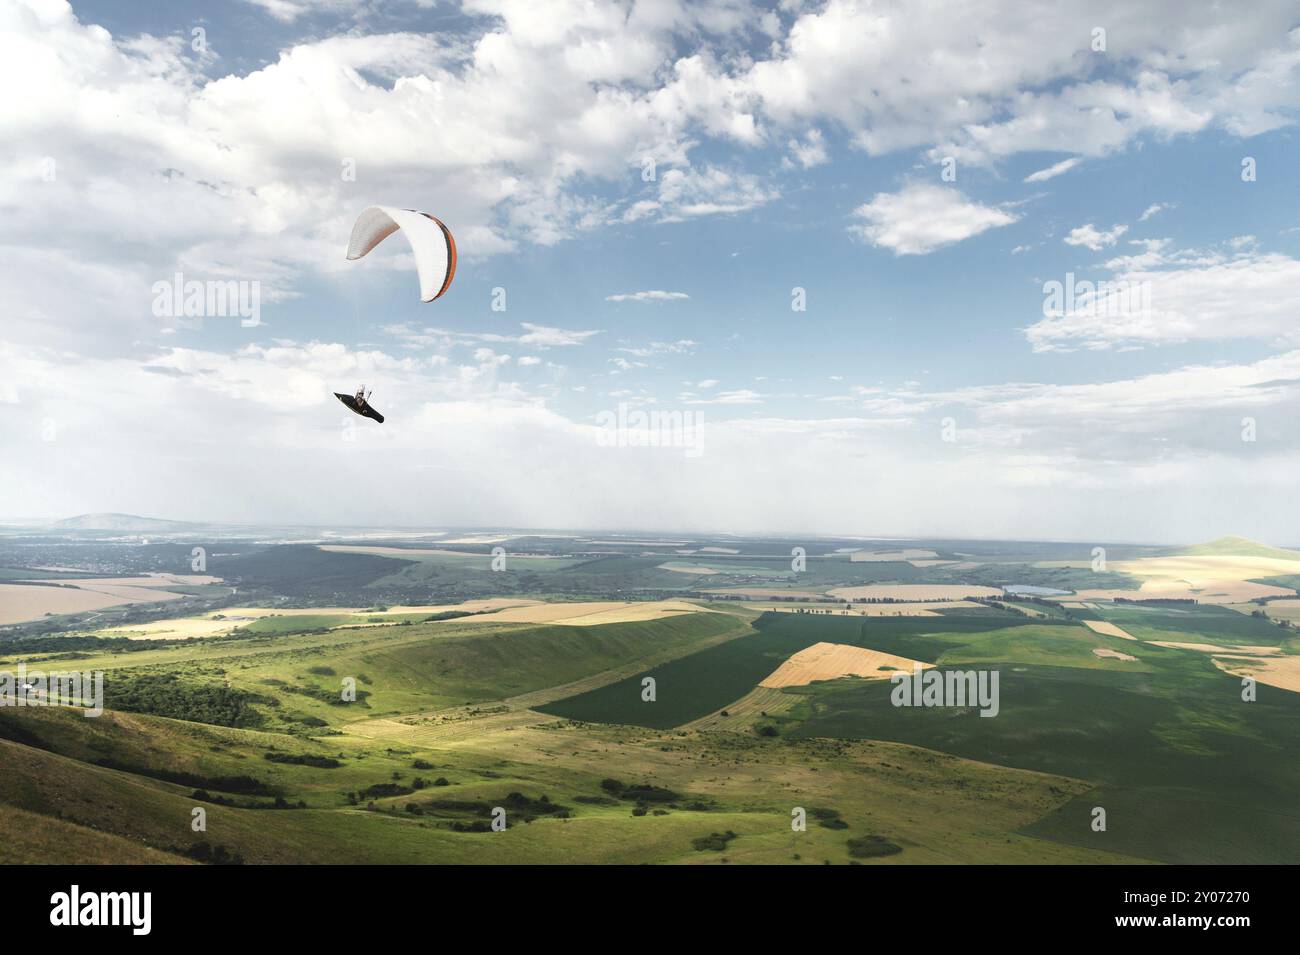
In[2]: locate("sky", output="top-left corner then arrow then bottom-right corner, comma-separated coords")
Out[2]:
3,0 -> 1300,543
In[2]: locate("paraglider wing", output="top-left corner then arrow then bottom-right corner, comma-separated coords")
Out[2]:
335,392 -> 385,424
346,205 -> 456,302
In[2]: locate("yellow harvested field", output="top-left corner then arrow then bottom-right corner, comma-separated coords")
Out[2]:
1146,641 -> 1282,656
744,600 -> 981,617
1082,620 -> 1137,641
1093,648 -> 1137,661
683,686 -> 797,731
850,548 -> 938,562
38,574 -> 220,587
1072,580 -> 1294,604
1231,599 -> 1300,623
466,600 -> 708,626
94,600 -> 701,640
1213,656 -> 1300,694
703,588 -> 831,600
320,545 -> 482,558
828,584 -> 1002,601
102,617 -> 249,640
0,573 -> 212,625
98,599 -> 548,640
0,585 -> 148,625
656,562 -> 720,575
384,599 -> 543,614
1119,555 -> 1300,577
1069,555 -> 1300,605
759,641 -> 931,688
908,559 -> 956,567
226,606 -> 358,616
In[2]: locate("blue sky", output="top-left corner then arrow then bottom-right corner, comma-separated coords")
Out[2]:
3,0 -> 1300,541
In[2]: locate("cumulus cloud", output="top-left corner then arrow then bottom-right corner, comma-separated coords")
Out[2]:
848,184 -> 1017,255
1064,223 -> 1130,251
625,165 -> 780,223
8,1 -> 1300,540
6,0 -> 1300,353
1026,247 -> 1300,351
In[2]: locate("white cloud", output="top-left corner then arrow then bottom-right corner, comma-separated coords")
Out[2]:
618,340 -> 698,358
1023,157 -> 1081,182
517,323 -> 601,347
848,184 -> 1017,255
605,290 -> 690,303
683,388 -> 763,405
6,339 -> 1300,540
6,0 -> 1300,355
786,128 -> 828,168
1064,223 -> 1130,251
383,322 -> 601,351
627,165 -> 780,223
1027,249 -> 1300,351
241,0 -> 364,22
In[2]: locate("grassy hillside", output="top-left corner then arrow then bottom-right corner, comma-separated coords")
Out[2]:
3,581 -> 1295,865
784,647 -> 1300,863
1176,536 -> 1300,561
537,611 -> 1038,728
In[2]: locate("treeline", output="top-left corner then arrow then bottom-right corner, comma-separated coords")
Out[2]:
93,757 -> 274,795
263,751 -> 341,768
0,634 -> 189,656
104,673 -> 274,727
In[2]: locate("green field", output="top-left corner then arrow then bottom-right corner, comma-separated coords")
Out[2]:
1093,602 -> 1292,646
782,644 -> 1300,863
536,611 -> 1040,728
1,534 -> 1296,865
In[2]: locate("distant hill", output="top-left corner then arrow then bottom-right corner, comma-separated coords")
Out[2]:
51,513 -> 201,533
1176,536 -> 1300,561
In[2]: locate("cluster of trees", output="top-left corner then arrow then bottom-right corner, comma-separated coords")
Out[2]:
103,673 -> 273,728
181,842 -> 245,865
263,751 -> 341,768
691,830 -> 737,852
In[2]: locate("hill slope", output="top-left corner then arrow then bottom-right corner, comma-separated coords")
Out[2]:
51,513 -> 201,533
1176,536 -> 1300,561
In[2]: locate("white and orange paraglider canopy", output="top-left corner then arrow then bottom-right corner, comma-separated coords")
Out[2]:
346,206 -> 457,302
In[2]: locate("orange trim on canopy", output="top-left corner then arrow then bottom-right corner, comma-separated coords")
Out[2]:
423,213 -> 457,300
